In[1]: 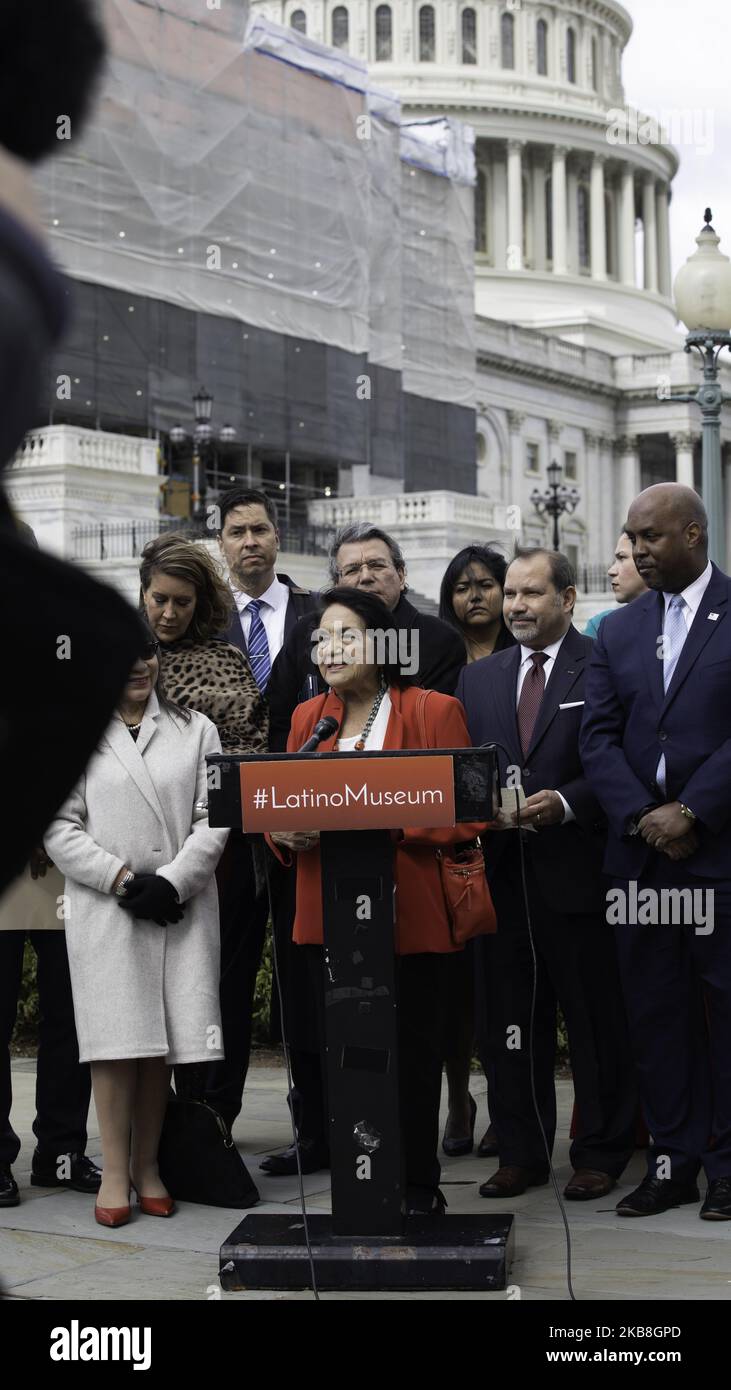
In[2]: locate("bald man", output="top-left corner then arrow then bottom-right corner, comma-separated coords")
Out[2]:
580,483 -> 731,1221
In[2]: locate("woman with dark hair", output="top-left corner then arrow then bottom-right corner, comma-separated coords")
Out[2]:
438,545 -> 516,1162
439,543 -> 514,662
44,633 -> 228,1228
266,587 -> 488,1216
140,533 -> 270,1126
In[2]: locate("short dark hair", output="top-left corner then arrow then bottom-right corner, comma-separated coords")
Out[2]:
216,488 -> 279,532
327,523 -> 406,586
316,586 -> 415,688
0,0 -> 106,163
509,546 -> 576,593
438,543 -> 509,633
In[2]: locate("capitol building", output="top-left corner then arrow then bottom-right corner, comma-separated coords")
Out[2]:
8,0 -> 731,607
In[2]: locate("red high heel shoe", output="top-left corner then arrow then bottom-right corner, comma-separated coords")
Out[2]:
132,1186 -> 176,1217
95,1201 -> 131,1228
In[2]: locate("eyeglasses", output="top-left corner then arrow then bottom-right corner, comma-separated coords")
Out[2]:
139,639 -> 160,659
337,559 -> 394,580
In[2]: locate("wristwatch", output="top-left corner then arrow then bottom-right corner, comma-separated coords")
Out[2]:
114,870 -> 135,897
625,805 -> 658,838
679,803 -> 697,825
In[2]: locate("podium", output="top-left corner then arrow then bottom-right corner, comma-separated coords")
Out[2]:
208,744 -> 514,1292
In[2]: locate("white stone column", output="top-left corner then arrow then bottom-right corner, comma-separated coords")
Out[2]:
599,435 -> 617,560
532,155 -> 548,272
656,183 -> 672,297
492,148 -> 508,271
671,431 -> 696,487
643,175 -> 658,292
616,435 -> 641,532
619,166 -> 636,286
567,163 -> 579,274
589,154 -> 607,281
551,145 -> 568,274
507,140 -> 524,269
583,430 -> 602,562
507,409 -> 526,509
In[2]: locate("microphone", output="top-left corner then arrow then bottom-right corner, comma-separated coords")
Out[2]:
298,716 -> 340,753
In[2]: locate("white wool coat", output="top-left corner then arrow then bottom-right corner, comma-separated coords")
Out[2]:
44,693 -> 229,1064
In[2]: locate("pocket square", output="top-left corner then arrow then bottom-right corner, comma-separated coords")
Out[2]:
559,701 -> 585,709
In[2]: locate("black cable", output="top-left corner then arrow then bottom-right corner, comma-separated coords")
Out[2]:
481,740 -> 575,1302
262,847 -> 320,1302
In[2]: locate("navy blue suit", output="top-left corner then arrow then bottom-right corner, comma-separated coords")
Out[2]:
456,625 -> 637,1176
580,564 -> 731,1184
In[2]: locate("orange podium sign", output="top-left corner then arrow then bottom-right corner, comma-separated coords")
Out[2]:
240,755 -> 456,832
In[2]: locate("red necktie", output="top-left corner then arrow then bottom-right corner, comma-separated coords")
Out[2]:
517,651 -> 548,757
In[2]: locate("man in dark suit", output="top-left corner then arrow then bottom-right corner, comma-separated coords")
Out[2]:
580,483 -> 731,1220
456,546 -> 637,1200
203,488 -> 318,1128
260,522 -> 466,1175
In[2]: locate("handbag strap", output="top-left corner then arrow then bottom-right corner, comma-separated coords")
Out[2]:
415,688 -> 433,748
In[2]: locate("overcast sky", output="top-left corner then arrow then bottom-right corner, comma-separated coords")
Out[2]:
622,0 -> 731,279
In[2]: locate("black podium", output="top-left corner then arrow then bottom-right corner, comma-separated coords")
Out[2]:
207,745 -> 514,1292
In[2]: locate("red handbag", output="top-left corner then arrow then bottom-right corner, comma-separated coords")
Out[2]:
415,690 -> 497,944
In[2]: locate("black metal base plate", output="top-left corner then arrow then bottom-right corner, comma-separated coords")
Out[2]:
220,1212 -> 514,1292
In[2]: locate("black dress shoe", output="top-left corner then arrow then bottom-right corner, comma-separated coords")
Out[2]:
259,1140 -> 330,1176
403,1187 -> 447,1217
0,1164 -> 19,1207
479,1165 -> 549,1198
442,1093 -> 477,1158
700,1178 -> 731,1221
616,1175 -> 699,1217
477,1124 -> 499,1159
30,1152 -> 102,1194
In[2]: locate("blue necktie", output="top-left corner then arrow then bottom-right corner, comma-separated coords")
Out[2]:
656,594 -> 687,795
246,599 -> 271,692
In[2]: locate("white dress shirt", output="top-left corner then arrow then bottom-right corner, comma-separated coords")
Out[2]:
231,576 -> 290,664
515,630 -> 574,824
662,559 -> 713,628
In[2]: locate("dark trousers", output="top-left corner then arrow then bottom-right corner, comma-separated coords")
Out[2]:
0,931 -> 91,1165
487,847 -> 637,1177
614,862 -> 731,1185
270,866 -> 327,1146
304,944 -> 448,1194
204,832 -> 269,1125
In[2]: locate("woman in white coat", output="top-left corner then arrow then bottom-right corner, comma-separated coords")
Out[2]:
44,634 -> 228,1228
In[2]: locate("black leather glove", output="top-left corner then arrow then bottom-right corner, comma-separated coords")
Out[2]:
118,873 -> 184,926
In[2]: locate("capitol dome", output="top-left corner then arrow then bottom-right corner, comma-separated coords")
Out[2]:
252,0 -> 679,354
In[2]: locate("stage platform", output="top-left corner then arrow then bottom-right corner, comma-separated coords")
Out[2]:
1,1059 -> 729,1302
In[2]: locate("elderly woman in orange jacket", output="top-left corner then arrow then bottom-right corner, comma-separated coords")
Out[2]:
269,586 -> 489,1217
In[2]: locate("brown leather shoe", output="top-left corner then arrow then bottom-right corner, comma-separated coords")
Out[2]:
479,1165 -> 549,1198
564,1168 -> 615,1200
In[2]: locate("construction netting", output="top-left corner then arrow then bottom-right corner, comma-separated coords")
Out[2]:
35,0 -> 475,465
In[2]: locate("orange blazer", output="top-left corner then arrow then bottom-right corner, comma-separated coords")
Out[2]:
269,684 -> 487,955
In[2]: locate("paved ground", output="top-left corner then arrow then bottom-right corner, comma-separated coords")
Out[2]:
2,1057 -> 730,1302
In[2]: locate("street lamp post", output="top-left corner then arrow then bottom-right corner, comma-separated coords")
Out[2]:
530,457 -> 580,551
169,387 -> 235,523
669,209 -> 731,565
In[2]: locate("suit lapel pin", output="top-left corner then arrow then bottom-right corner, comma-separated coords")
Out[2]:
708,612 -> 719,621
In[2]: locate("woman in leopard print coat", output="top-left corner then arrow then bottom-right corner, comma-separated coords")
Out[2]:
139,535 -> 268,755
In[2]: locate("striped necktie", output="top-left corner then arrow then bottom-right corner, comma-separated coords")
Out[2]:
246,599 -> 271,692
656,594 -> 687,795
517,651 -> 549,758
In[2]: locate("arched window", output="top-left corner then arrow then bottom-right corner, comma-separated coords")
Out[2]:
331,6 -> 349,48
290,8 -> 306,33
461,7 -> 477,65
501,11 -> 514,69
578,183 -> 590,268
566,26 -> 576,83
591,36 -> 599,91
475,168 -> 488,253
419,5 -> 436,61
536,18 -> 548,76
545,174 -> 553,262
375,4 -> 392,60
